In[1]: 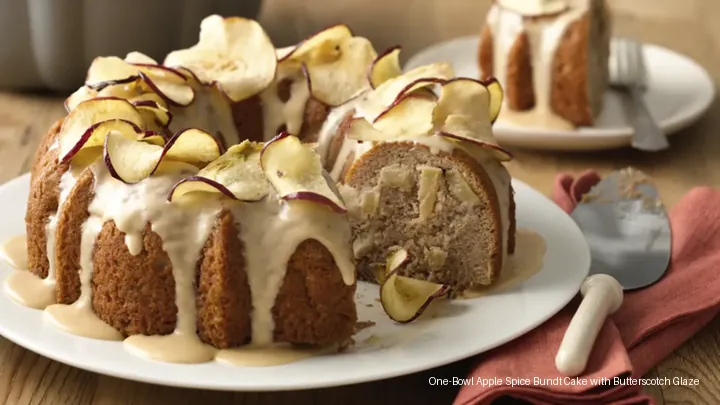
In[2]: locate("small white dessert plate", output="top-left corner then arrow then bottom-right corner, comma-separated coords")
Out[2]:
0,173 -> 589,391
404,36 -> 715,151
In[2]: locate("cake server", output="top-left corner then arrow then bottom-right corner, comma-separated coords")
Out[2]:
555,168 -> 671,376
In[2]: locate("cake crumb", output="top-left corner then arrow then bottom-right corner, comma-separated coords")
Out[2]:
354,320 -> 376,333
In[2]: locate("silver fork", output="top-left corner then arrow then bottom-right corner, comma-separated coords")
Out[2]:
609,38 -> 669,152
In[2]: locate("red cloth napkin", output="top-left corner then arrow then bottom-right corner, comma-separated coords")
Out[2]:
453,170 -> 720,405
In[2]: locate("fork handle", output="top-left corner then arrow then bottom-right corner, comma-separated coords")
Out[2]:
555,274 -> 624,376
628,86 -> 669,152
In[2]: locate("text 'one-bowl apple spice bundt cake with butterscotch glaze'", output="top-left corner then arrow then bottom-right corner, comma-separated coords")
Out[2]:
478,0 -> 611,129
17,14 -> 516,363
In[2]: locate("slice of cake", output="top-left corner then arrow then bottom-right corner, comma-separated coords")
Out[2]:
478,0 -> 611,128
320,59 -> 517,320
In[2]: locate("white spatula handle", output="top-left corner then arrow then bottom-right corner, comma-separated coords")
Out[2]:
555,274 -> 624,376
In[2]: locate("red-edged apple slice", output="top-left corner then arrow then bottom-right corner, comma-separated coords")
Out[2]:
373,247 -> 409,284
140,132 -> 167,146
484,78 -> 504,123
372,93 -> 436,138
162,128 -> 223,164
379,247 -> 450,323
129,92 -> 168,109
132,100 -> 173,126
280,24 -> 353,62
368,45 -> 402,89
305,36 -> 377,106
85,56 -> 140,90
163,15 -> 277,102
436,114 -> 513,161
358,62 -> 454,122
124,51 -> 158,65
260,132 -> 346,213
138,72 -> 194,107
168,141 -> 270,202
58,98 -> 145,163
344,117 -> 385,142
433,78 -> 492,126
64,86 -> 97,112
104,131 -> 164,183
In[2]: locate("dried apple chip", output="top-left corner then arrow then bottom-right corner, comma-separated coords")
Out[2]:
168,141 -> 270,202
58,98 -> 145,163
379,248 -> 450,323
260,132 -> 347,213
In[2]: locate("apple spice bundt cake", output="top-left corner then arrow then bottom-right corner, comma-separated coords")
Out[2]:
478,0 -> 611,128
22,14 -> 517,357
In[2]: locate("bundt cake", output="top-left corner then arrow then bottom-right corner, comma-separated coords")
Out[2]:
13,14 -> 518,360
478,0 -> 611,128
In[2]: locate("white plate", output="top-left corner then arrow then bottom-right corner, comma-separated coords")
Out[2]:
404,36 -> 715,151
0,173 -> 589,391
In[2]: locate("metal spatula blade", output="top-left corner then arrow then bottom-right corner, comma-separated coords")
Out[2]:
571,169 -> 671,289
555,168 -> 671,376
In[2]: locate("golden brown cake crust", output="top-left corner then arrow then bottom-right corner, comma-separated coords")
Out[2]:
30,119 -> 63,183
550,14 -> 593,126
25,129 -> 69,279
478,26 -> 494,80
92,222 -> 178,337
273,239 -> 357,345
54,168 -> 94,304
344,142 -> 505,290
195,209 -> 252,348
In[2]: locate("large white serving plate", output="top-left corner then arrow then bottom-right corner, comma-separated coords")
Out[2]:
0,173 -> 589,391
405,36 -> 715,151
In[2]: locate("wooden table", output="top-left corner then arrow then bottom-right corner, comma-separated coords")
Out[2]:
1,2 -> 720,404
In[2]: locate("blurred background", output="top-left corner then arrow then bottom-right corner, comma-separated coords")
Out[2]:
0,0 -> 718,92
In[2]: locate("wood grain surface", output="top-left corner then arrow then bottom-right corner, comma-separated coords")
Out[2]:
1,1 -> 720,404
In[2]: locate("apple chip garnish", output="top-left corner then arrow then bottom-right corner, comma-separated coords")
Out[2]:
85,56 -> 139,90
163,128 -> 223,164
280,24 -> 354,62
306,36 -> 377,106
432,78 -> 492,126
85,56 -> 194,106
373,248 -> 409,285
356,62 -> 454,122
372,94 -> 436,137
260,132 -> 347,213
379,248 -> 450,323
138,71 -> 194,106
104,128 -> 221,184
124,51 -> 158,65
132,100 -> 173,126
58,97 -> 145,163
485,78 -> 504,123
140,132 -> 166,146
64,86 -> 97,112
163,15 -> 277,102
168,141 -> 270,202
436,114 -> 513,161
104,132 -> 165,183
368,45 -> 402,88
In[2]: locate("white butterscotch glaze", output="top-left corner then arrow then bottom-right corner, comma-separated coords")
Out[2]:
487,0 -> 590,129
498,0 -> 568,17
170,85 -> 240,147
460,228 -> 546,298
259,61 -> 312,142
0,235 -> 27,270
9,151 -> 355,365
